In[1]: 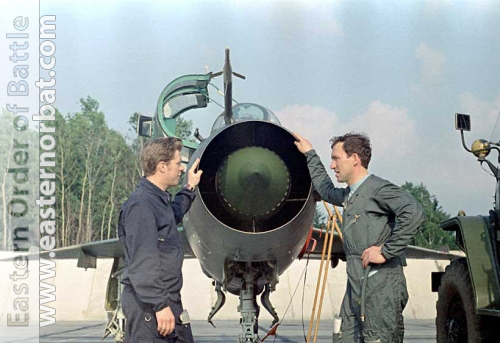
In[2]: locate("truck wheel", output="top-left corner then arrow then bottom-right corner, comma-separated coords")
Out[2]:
436,258 -> 495,343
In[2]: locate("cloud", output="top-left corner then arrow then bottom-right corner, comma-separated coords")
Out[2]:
458,92 -> 500,140
276,94 -> 499,216
277,105 -> 340,166
314,14 -> 344,36
343,101 -> 418,162
410,91 -> 500,215
277,105 -> 339,143
277,101 -> 419,185
303,2 -> 344,36
413,43 -> 446,100
416,42 -> 445,83
265,3 -> 344,40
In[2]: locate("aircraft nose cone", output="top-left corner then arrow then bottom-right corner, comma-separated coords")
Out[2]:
217,147 -> 290,218
238,161 -> 272,191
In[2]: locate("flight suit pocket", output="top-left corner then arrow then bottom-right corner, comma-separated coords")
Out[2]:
363,262 -> 408,343
362,265 -> 395,342
157,234 -> 181,253
343,211 -> 373,255
157,235 -> 170,246
157,235 -> 182,280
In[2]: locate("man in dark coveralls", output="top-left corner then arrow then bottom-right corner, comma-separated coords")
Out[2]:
118,137 -> 202,343
294,132 -> 425,343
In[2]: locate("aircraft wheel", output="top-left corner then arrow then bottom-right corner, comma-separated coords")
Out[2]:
436,258 -> 497,343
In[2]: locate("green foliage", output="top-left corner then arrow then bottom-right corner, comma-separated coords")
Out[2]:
401,182 -> 457,250
313,206 -> 327,229
161,115 -> 194,194
0,99 -> 198,249
128,112 -> 140,134
175,117 -> 195,142
0,110 -> 40,250
127,113 -> 195,196
128,112 -> 194,142
51,97 -> 139,246
0,99 -> 461,252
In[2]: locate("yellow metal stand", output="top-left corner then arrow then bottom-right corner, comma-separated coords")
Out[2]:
306,201 -> 343,343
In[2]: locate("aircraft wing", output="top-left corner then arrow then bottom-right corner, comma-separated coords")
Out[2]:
1,228 -> 195,265
45,238 -> 124,259
303,228 -> 462,261
402,245 -> 463,260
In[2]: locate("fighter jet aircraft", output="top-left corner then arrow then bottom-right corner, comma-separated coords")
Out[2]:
137,48 -> 316,342
37,49 -> 459,343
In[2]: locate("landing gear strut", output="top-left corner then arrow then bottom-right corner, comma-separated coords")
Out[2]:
238,268 -> 260,343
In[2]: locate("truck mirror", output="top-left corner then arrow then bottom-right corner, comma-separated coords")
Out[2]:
138,115 -> 152,137
455,113 -> 471,131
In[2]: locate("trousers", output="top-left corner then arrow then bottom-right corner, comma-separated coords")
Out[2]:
122,286 -> 194,343
333,257 -> 408,343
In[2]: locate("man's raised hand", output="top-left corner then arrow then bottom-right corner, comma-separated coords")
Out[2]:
293,132 -> 313,154
187,158 -> 203,187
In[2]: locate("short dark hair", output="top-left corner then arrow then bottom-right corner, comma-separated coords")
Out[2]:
330,133 -> 371,169
141,137 -> 183,177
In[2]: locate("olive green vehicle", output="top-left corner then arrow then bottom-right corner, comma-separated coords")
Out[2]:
433,113 -> 500,342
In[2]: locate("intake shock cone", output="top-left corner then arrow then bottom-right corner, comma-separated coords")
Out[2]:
217,146 -> 290,219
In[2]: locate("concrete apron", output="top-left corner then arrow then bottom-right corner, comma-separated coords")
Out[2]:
0,257 -> 450,322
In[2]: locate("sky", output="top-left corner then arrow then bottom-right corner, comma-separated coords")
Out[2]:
4,0 -> 500,216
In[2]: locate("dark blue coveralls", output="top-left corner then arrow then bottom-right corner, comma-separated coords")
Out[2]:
118,177 -> 195,343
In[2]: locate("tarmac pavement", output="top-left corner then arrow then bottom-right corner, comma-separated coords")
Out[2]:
2,319 -> 437,343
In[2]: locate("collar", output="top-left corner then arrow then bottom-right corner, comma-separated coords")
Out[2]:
139,177 -> 171,204
349,173 -> 371,198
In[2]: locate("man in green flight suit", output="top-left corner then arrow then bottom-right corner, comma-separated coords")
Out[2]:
294,132 -> 425,343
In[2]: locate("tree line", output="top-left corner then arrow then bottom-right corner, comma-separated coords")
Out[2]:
51,97 -> 193,247
0,96 -> 455,250
312,183 -> 455,250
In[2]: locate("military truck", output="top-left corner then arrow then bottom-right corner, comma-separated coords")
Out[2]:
433,113 -> 500,342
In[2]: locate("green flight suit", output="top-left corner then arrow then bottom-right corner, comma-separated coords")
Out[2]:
305,150 -> 425,343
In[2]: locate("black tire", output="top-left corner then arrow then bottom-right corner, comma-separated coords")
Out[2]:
436,258 -> 498,343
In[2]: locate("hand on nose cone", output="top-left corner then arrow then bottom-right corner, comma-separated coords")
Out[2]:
293,132 -> 313,154
188,158 -> 203,188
